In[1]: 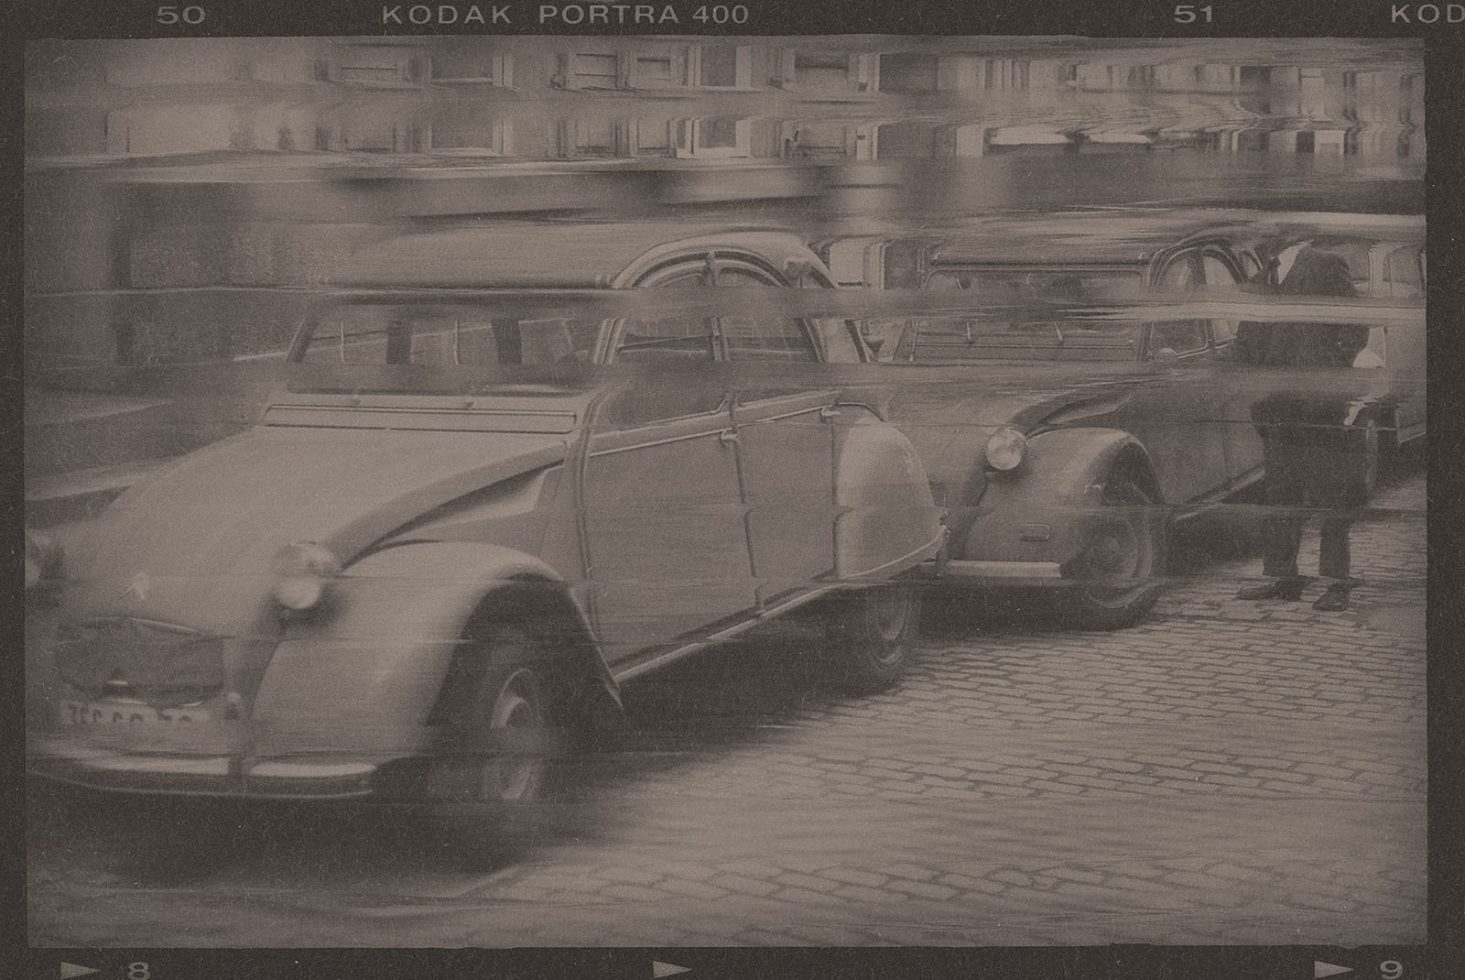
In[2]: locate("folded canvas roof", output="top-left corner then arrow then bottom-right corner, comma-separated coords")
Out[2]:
335,223 -> 823,289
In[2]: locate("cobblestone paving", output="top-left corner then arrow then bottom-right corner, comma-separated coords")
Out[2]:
27,472 -> 1426,947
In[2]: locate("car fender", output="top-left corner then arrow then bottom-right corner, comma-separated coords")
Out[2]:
952,427 -> 1161,566
831,410 -> 945,581
250,541 -> 615,758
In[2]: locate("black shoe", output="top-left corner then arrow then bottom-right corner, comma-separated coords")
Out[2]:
1237,578 -> 1308,601
1312,584 -> 1352,612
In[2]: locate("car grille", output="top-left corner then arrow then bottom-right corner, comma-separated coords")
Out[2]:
54,618 -> 225,706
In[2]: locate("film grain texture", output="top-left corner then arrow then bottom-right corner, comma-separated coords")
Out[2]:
23,33 -> 1426,948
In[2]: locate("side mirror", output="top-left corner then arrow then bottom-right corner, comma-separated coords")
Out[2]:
1152,347 -> 1180,366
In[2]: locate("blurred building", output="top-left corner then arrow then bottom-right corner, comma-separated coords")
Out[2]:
26,38 -> 1426,166
22,38 -> 1427,369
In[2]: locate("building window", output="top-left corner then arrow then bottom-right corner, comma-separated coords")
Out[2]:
330,44 -> 424,87
429,110 -> 513,157
1237,130 -> 1269,153
431,52 -> 512,86
634,55 -> 676,87
878,54 -> 938,93
560,52 -> 624,89
631,119 -> 674,157
697,45 -> 750,88
676,117 -> 751,158
794,51 -> 851,88
559,118 -> 627,158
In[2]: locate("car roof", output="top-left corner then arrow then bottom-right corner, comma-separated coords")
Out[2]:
336,223 -> 824,289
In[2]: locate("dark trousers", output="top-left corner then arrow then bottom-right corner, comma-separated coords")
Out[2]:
1258,420 -> 1358,581
1262,512 -> 1351,580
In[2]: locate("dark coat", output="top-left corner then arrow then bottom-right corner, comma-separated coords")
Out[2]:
1237,247 -> 1371,508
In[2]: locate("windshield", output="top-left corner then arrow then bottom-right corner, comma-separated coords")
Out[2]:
899,268 -> 1144,362
293,301 -> 601,368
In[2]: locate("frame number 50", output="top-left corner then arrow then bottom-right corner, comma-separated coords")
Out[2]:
1174,4 -> 1213,23
157,5 -> 206,24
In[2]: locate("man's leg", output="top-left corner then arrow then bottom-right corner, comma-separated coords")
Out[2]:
1238,437 -> 1310,600
1313,514 -> 1355,611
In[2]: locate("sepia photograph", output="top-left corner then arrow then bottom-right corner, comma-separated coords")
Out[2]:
19,26 -> 1432,956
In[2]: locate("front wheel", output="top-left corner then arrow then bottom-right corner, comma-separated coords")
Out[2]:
1062,477 -> 1166,630
421,620 -> 563,863
823,583 -> 922,694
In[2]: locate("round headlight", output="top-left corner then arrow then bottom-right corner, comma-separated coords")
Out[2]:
270,542 -> 341,611
985,426 -> 1029,472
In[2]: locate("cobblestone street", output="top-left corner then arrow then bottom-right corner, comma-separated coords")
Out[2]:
27,469 -> 1426,948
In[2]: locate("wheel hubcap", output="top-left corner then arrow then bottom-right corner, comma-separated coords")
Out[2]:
482,671 -> 543,803
868,588 -> 911,665
1079,482 -> 1155,608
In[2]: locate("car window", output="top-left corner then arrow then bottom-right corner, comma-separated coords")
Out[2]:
1382,246 -> 1423,298
616,259 -> 820,363
908,268 -> 1143,362
723,314 -> 818,362
599,384 -> 728,429
614,316 -> 719,362
1156,254 -> 1200,288
1149,321 -> 1209,355
296,303 -> 598,367
1202,253 -> 1243,344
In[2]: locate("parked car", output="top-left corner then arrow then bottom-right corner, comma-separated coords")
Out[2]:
847,214 -> 1423,628
27,224 -> 944,839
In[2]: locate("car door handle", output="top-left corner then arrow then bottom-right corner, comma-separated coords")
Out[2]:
718,430 -> 740,446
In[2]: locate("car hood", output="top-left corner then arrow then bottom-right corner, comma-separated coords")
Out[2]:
885,366 -> 1140,431
65,423 -> 572,629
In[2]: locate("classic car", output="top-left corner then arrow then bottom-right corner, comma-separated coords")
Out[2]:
27,224 -> 944,837
845,213 -> 1424,628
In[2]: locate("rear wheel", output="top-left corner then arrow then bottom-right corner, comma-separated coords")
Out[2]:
1063,477 -> 1165,630
823,583 -> 921,694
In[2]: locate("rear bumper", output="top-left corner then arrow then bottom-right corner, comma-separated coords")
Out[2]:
28,734 -> 381,800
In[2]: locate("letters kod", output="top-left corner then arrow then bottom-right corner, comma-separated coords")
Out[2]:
382,5 -> 512,25
1391,3 -> 1465,22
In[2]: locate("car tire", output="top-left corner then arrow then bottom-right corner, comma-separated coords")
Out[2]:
1063,477 -> 1165,630
421,620 -> 563,865
823,583 -> 922,694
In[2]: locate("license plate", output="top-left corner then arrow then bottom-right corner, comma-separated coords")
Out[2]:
59,699 -> 210,726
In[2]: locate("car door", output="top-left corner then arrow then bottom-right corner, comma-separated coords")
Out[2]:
1191,249 -> 1270,488
723,312 -> 841,606
1124,248 -> 1235,505
582,336 -> 753,665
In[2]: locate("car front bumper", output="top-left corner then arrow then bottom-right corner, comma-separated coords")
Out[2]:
28,733 -> 382,800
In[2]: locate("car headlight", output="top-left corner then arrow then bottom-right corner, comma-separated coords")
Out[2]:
269,542 -> 341,611
24,528 -> 63,590
985,426 -> 1029,473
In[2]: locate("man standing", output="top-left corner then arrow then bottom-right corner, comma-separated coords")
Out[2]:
1234,245 -> 1371,612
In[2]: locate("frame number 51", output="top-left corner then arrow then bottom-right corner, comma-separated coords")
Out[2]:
1174,4 -> 1213,23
